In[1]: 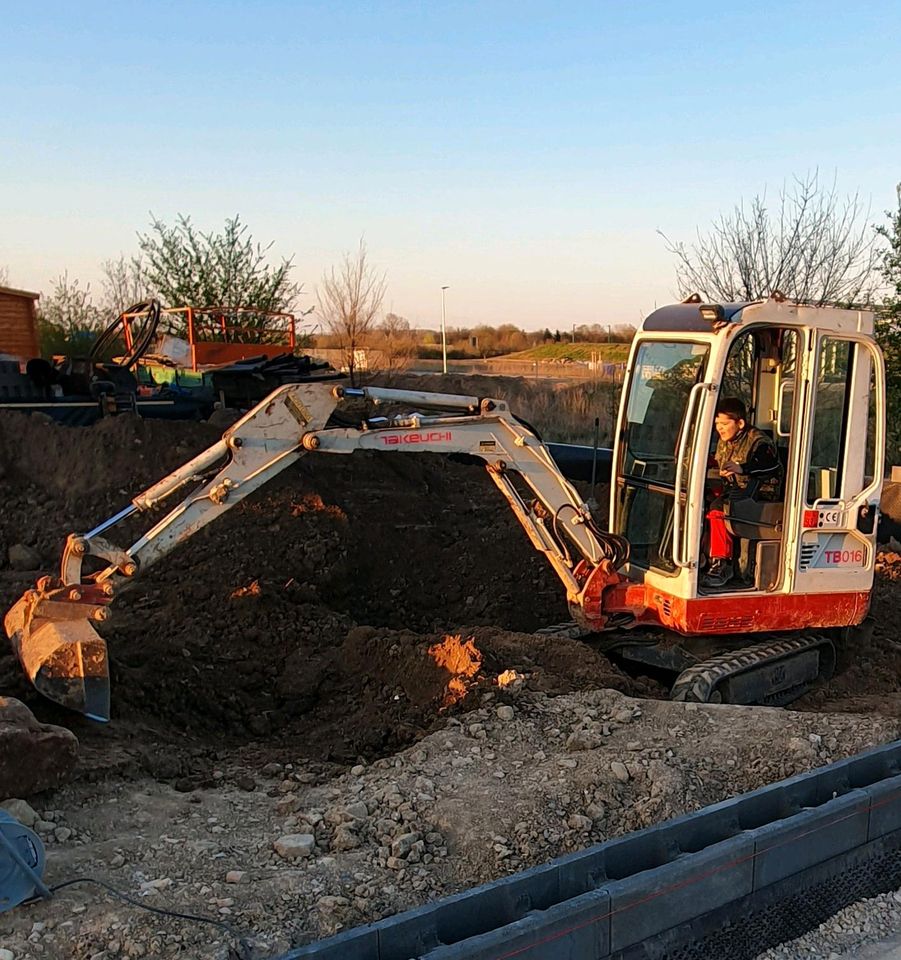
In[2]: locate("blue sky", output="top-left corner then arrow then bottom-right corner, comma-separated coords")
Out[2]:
2,1 -> 899,330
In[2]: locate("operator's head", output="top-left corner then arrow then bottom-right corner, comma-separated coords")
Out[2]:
714,398 -> 747,441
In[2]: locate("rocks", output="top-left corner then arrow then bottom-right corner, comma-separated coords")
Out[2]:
567,813 -> 592,832
274,834 -> 315,859
0,798 -> 38,827
496,705 -> 515,721
565,727 -> 603,752
332,824 -> 362,851
343,801 -> 369,820
611,761 -> 631,783
140,877 -> 173,892
390,832 -> 419,858
225,870 -> 247,884
8,542 -> 40,570
0,697 -> 78,798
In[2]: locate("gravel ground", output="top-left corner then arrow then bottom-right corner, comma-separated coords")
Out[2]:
1,692 -> 898,959
757,888 -> 901,959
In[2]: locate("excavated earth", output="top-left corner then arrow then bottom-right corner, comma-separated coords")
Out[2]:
0,401 -> 900,960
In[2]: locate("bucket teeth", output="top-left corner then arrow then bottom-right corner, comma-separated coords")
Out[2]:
4,596 -> 110,722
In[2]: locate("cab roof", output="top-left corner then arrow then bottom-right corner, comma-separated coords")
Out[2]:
642,298 -> 875,336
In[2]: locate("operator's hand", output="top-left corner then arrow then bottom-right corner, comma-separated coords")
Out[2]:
720,461 -> 744,477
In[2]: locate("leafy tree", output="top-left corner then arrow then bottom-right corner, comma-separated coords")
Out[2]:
137,214 -> 302,337
876,185 -> 901,463
36,272 -> 105,356
317,240 -> 386,385
661,172 -> 880,306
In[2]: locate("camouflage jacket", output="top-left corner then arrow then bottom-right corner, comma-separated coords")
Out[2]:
715,426 -> 783,502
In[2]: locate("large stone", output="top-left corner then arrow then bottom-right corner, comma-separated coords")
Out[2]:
0,697 -> 78,798
274,833 -> 315,859
7,543 -> 40,571
0,797 -> 39,827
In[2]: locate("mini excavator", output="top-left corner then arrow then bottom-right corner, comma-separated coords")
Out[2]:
4,297 -> 885,721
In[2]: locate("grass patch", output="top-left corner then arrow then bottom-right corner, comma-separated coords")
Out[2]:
502,342 -> 630,363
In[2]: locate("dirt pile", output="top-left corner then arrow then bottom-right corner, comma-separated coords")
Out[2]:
0,409 -> 642,780
793,550 -> 901,718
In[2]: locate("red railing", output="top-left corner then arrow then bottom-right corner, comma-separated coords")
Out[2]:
119,305 -> 298,371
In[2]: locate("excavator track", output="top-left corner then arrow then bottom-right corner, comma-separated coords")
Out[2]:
534,623 -> 837,708
669,634 -> 836,707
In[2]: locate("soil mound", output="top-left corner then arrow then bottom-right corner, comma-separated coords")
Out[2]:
0,411 -> 642,777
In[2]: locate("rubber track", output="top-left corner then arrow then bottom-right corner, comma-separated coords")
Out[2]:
669,634 -> 833,705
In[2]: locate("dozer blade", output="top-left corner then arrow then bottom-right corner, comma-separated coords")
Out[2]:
5,597 -> 110,722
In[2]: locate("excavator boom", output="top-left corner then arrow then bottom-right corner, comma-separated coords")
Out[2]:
4,381 -> 627,720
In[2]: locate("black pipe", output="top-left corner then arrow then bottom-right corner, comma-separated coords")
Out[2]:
547,441 -> 613,484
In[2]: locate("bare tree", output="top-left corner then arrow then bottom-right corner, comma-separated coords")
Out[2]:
660,172 -> 881,306
380,311 -> 410,339
373,312 -> 417,380
0,266 -> 9,287
101,254 -> 148,314
317,240 -> 387,385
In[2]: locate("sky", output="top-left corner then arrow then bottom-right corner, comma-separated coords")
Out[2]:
1,1 -> 899,331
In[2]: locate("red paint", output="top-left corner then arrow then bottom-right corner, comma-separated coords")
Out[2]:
803,509 -> 820,528
380,431 -> 453,446
579,576 -> 871,635
824,549 -> 864,565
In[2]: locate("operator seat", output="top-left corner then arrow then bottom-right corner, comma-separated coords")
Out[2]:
723,498 -> 784,540
720,430 -> 786,589
722,428 -> 786,540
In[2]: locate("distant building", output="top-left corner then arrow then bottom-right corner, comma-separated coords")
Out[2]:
0,286 -> 40,360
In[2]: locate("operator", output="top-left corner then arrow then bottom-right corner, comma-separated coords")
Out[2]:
703,398 -> 782,588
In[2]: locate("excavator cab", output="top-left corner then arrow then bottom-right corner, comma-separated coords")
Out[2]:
603,297 -> 884,698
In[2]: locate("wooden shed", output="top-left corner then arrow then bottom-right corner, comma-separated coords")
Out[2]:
0,286 -> 40,360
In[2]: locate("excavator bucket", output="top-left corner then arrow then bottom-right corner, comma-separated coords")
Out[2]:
4,595 -> 110,722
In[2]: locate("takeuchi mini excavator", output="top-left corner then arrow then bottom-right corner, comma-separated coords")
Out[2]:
4,297 -> 885,721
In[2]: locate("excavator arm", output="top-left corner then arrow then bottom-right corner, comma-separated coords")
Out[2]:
4,381 -> 628,720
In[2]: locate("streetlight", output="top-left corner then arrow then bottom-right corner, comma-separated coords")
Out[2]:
441,285 -> 449,374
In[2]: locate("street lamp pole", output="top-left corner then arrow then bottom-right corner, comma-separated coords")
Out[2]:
441,285 -> 449,374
